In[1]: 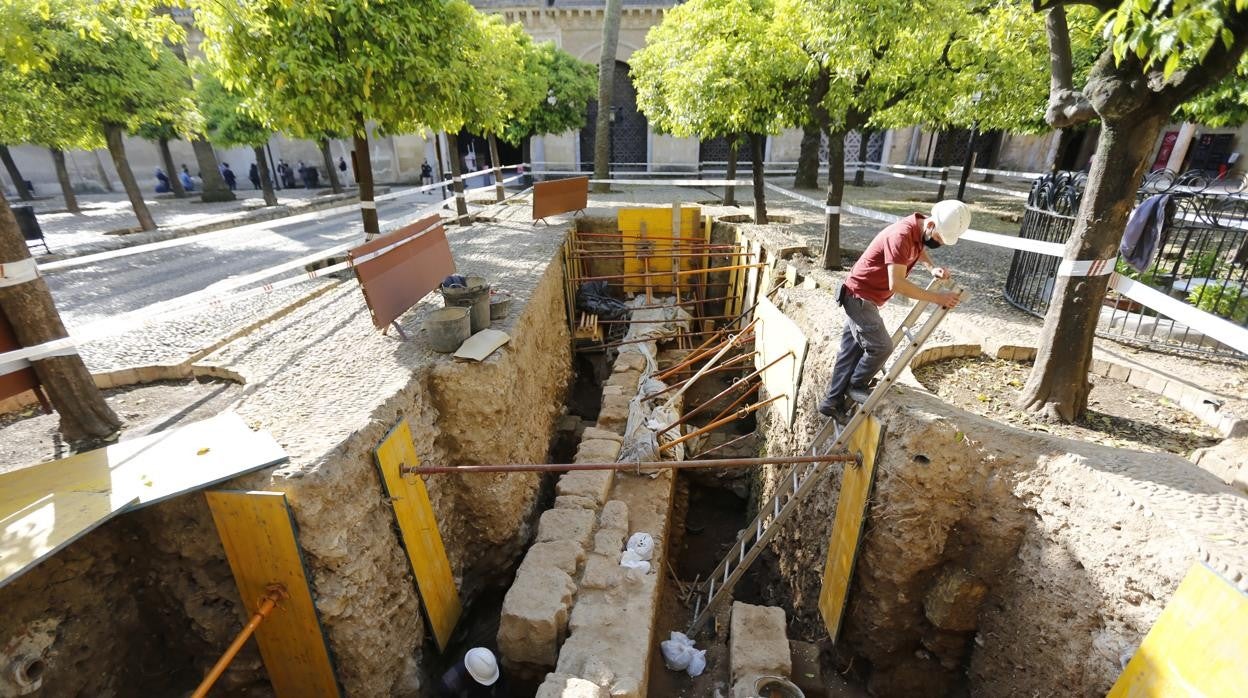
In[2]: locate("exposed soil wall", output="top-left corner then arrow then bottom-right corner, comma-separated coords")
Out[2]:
754,287 -> 1248,697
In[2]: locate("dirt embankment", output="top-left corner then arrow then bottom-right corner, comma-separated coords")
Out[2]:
753,288 -> 1245,697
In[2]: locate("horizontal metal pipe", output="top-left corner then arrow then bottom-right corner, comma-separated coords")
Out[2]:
657,351 -> 791,430
568,263 -> 765,284
569,251 -> 755,260
402,452 -> 855,475
575,328 -> 736,351
596,313 -> 738,325
660,394 -> 783,453
574,231 -> 726,242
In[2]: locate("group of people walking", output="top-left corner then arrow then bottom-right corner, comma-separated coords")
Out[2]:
154,155 -> 352,194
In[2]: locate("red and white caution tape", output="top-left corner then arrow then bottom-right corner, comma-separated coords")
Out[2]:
0,258 -> 39,287
1057,258 -> 1116,277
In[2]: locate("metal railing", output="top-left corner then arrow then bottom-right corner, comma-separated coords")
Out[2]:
1004,170 -> 1248,359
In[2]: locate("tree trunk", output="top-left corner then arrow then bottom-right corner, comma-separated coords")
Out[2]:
795,124 -> 822,189
320,139 -> 343,194
353,115 -> 381,240
0,190 -> 121,445
104,123 -> 156,232
593,0 -> 623,193
191,137 -> 235,203
158,138 -> 186,198
49,148 -> 79,214
488,133 -> 505,203
0,145 -> 32,201
92,150 -> 114,192
822,129 -> 846,270
446,132 -> 470,225
853,130 -> 871,186
1019,115 -> 1165,421
253,146 -> 278,206
750,134 -> 767,224
1051,128 -> 1078,172
724,136 -> 738,206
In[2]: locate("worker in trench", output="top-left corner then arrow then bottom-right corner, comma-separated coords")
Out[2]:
437,646 -> 510,696
816,199 -> 971,422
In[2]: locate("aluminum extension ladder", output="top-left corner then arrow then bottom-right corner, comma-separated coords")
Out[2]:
687,279 -> 965,635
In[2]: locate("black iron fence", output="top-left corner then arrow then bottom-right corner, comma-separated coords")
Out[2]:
1004,170 -> 1248,359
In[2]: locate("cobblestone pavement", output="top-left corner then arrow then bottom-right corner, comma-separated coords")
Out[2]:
27,187 -> 364,250
48,188 -> 463,372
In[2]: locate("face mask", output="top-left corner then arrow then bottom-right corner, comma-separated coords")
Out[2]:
924,237 -> 943,249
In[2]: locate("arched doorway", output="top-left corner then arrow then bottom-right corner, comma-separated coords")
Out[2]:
580,61 -> 648,172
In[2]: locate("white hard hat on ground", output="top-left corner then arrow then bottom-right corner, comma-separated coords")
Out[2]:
930,200 -> 972,245
465,647 -> 500,686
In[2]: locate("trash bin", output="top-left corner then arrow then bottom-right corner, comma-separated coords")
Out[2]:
11,205 -> 43,242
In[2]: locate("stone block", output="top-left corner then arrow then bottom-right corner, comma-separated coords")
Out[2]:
519,540 -> 587,577
498,566 -> 577,667
1107,362 -> 1131,381
1127,368 -> 1152,389
535,674 -> 609,698
597,404 -> 630,434
556,495 -> 598,511
575,439 -> 621,463
613,352 -> 647,374
582,426 -> 624,444
592,528 -> 626,556
605,370 -> 641,391
923,567 -> 987,632
536,507 -> 596,549
599,500 -> 629,531
601,385 -> 624,398
557,470 -> 614,505
730,602 -> 791,683
580,553 -> 624,590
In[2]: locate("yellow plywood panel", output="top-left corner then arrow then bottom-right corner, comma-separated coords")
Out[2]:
375,421 -> 462,652
618,207 -> 703,294
754,297 -> 808,426
819,414 -> 884,642
1108,562 -> 1248,698
205,491 -> 340,697
0,412 -> 287,588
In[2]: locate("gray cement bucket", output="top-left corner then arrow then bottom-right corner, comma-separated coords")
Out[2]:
423,306 -> 471,352
440,275 -> 490,333
754,676 -> 804,698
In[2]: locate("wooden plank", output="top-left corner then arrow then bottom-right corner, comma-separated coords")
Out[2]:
1108,562 -> 1248,697
1,412 -> 287,588
205,491 -> 340,697
818,414 -> 885,642
753,297 -> 808,426
374,421 -> 462,652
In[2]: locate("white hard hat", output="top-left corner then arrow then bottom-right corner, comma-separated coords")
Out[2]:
465,647 -> 499,686
930,200 -> 971,245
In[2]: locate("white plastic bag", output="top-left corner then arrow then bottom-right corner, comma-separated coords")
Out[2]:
686,648 -> 707,677
660,632 -> 695,671
626,532 -> 654,561
619,549 -> 651,574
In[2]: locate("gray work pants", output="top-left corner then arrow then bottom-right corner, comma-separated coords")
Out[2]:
819,284 -> 893,409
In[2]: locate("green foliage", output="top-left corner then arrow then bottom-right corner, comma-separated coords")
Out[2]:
1176,57 -> 1248,125
0,0 -> 183,74
195,72 -> 271,148
502,42 -> 596,144
1188,280 -> 1248,323
454,16 -> 543,139
1186,248 -> 1229,278
1115,257 -> 1163,287
630,0 -> 805,139
1099,0 -> 1246,79
194,0 -> 491,138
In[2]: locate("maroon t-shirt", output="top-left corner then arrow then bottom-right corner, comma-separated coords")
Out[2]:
844,213 -> 926,305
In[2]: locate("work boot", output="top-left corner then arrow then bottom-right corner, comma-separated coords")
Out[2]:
816,394 -> 850,421
847,384 -> 872,405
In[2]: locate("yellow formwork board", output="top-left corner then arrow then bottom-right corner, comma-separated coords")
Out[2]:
1108,562 -> 1248,697
818,414 -> 885,642
0,412 -> 287,588
618,206 -> 702,294
754,297 -> 808,426
374,421 -> 462,652
205,491 -> 340,698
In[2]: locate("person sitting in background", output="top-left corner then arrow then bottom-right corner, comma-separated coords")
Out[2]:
178,165 -> 194,192
154,168 -> 170,193
437,647 -> 508,697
